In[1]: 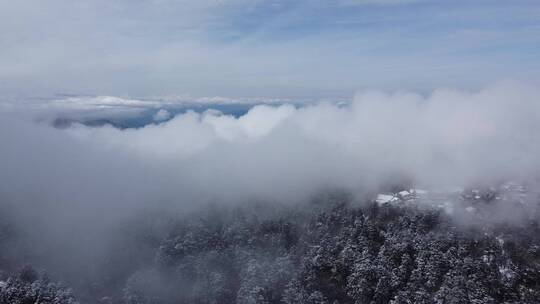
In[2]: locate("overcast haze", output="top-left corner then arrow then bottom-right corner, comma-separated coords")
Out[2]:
1,0 -> 540,99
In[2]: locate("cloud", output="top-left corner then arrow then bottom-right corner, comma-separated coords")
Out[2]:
153,109 -> 172,122
4,81 -> 538,201
50,96 -> 163,108
1,81 -> 539,283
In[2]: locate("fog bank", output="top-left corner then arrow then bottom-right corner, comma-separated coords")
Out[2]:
2,81 -> 540,205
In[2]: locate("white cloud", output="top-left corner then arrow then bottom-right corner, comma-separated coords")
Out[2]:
1,81 -> 540,209
1,81 -> 539,277
153,109 -> 172,121
31,81 -> 537,192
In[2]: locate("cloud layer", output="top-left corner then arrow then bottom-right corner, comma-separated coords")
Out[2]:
3,81 -> 539,206
1,81 -> 539,279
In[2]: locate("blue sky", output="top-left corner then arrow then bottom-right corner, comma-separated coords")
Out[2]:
1,0 -> 539,100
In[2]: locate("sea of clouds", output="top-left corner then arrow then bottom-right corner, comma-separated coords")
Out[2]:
2,81 -> 540,208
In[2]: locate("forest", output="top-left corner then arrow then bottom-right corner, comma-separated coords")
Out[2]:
1,188 -> 539,304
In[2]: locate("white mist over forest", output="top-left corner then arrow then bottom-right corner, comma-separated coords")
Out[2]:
2,1 -> 540,303
2,81 -> 540,303
1,80 -> 539,258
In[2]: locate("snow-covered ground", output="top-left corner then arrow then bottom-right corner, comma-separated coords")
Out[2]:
372,181 -> 538,216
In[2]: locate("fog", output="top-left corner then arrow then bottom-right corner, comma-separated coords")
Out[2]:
1,81 -> 540,295
2,80 -> 540,207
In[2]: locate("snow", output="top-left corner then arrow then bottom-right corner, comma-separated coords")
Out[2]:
482,254 -> 493,263
0,281 -> 5,289
397,190 -> 416,200
398,190 -> 410,197
498,266 -> 514,280
465,206 -> 476,213
375,188 -> 432,206
501,181 -> 526,193
375,194 -> 399,205
496,236 -> 504,246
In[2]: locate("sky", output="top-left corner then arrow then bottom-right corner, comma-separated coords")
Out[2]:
1,0 -> 540,100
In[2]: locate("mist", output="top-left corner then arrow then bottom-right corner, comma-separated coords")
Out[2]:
2,81 -> 540,210
1,80 -> 540,302
2,0 -> 540,301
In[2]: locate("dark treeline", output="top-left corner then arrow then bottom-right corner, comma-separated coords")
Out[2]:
1,191 -> 540,304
